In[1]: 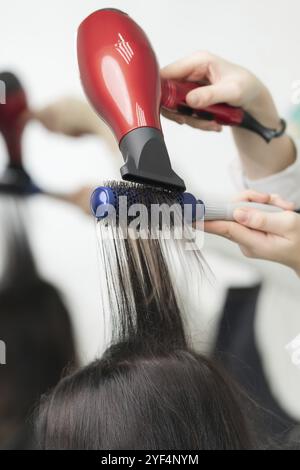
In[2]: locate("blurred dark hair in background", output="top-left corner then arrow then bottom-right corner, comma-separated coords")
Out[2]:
0,198 -> 78,449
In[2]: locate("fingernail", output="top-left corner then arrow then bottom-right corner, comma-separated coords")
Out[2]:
234,209 -> 249,223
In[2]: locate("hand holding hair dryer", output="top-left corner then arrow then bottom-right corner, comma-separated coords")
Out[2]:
77,8 -> 285,195
77,9 -> 286,222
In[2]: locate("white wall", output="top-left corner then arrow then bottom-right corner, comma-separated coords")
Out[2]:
1,0 -> 300,416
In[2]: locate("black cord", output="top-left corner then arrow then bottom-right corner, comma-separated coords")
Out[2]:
241,112 -> 287,143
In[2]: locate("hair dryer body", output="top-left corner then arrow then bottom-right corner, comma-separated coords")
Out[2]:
77,9 -> 185,191
0,72 -> 28,168
0,72 -> 39,195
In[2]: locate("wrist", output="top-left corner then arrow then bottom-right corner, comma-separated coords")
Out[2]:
245,85 -> 281,129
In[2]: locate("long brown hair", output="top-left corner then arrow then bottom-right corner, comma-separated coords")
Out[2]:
36,182 -> 255,450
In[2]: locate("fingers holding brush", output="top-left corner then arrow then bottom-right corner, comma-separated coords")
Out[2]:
204,190 -> 300,275
232,189 -> 295,210
55,186 -> 93,215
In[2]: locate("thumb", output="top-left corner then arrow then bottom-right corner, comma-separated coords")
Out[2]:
186,82 -> 238,108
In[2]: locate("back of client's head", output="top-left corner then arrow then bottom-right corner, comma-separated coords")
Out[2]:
0,200 -> 77,449
37,349 -> 253,450
36,186 -> 255,450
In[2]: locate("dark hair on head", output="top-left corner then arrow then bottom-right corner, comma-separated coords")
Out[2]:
0,198 -> 78,449
37,349 -> 254,450
36,182 -> 256,450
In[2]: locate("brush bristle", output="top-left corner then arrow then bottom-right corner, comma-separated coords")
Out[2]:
91,180 -> 202,227
91,180 -> 186,230
104,180 -> 184,211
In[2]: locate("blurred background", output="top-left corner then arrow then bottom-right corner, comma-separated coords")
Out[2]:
1,0 -> 300,426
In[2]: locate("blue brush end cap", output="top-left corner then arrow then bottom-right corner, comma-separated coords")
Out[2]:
90,186 -> 116,219
182,192 -> 205,222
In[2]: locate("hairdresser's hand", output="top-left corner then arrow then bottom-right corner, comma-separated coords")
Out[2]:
161,52 -> 295,179
161,51 -> 275,131
204,190 -> 300,275
63,186 -> 93,215
33,97 -> 117,150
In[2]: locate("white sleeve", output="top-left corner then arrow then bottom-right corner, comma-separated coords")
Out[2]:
243,138 -> 300,209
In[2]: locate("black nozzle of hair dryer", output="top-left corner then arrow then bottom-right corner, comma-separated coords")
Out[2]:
120,128 -> 186,191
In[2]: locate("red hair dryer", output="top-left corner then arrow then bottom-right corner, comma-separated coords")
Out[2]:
77,9 -> 280,192
77,9 -> 185,191
0,72 -> 28,167
0,72 -> 36,194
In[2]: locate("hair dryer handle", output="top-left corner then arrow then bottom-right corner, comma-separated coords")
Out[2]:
161,79 -> 244,126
